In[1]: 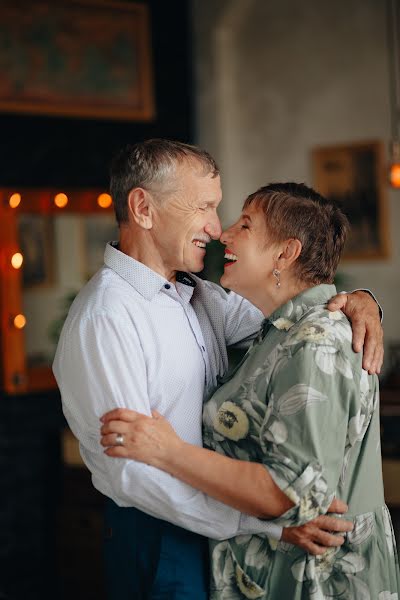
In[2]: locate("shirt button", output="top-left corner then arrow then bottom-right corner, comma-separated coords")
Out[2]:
164,284 -> 171,290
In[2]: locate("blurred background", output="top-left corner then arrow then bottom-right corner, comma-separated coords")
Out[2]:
0,0 -> 399,598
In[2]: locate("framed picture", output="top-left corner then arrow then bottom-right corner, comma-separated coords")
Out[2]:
312,141 -> 389,260
0,0 -> 154,121
17,215 -> 55,288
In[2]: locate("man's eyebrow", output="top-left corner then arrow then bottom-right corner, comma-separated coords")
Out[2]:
242,214 -> 252,222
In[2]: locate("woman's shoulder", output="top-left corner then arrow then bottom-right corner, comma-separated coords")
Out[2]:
280,305 -> 364,374
284,305 -> 352,346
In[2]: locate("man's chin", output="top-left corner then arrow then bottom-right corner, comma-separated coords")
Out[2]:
184,260 -> 204,274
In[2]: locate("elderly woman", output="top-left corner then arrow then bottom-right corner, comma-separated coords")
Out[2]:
101,183 -> 399,599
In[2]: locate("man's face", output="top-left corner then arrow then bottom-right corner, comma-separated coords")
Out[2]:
150,162 -> 222,280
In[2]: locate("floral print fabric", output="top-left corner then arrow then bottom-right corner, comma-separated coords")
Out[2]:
203,284 -> 400,599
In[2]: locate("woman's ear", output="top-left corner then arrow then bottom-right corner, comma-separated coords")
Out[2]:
127,188 -> 153,229
277,238 -> 302,270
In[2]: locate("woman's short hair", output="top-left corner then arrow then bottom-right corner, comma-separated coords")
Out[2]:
243,182 -> 349,284
110,139 -> 219,225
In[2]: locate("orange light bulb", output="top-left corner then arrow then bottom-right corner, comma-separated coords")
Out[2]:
97,193 -> 112,208
9,193 -> 21,208
54,193 -> 68,208
390,163 -> 400,188
11,253 -> 23,269
13,314 -> 26,329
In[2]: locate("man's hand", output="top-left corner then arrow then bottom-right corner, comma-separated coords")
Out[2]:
281,498 -> 353,556
327,291 -> 383,374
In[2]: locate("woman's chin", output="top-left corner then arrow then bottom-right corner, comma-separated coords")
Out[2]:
220,272 -> 237,293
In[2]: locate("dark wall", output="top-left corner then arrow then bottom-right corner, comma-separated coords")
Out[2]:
0,0 -> 194,188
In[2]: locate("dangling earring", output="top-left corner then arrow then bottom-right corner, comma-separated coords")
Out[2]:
273,268 -> 281,288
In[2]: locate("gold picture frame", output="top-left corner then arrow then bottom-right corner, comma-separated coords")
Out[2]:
0,0 -> 154,121
312,141 -> 389,260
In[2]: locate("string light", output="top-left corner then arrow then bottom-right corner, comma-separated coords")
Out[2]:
13,314 -> 26,329
9,193 -> 21,208
54,193 -> 69,208
11,253 -> 23,269
97,193 -> 113,208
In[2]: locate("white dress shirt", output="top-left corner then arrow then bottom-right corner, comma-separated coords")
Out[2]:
53,243 -> 283,540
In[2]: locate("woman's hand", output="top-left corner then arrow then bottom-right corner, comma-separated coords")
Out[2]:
100,408 -> 183,467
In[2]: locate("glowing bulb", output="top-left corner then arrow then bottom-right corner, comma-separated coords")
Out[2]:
13,314 -> 26,329
97,193 -> 112,208
54,193 -> 68,208
9,193 -> 21,208
390,163 -> 400,188
11,253 -> 23,269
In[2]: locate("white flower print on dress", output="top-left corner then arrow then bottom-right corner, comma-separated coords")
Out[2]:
272,317 -> 295,331
291,322 -> 331,343
235,564 -> 264,599
276,384 -> 327,416
383,505 -> 395,557
291,548 -> 370,599
213,401 -> 249,441
378,592 -> 398,600
347,512 -> 374,546
328,310 -> 343,321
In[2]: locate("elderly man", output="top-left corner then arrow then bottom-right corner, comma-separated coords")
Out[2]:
53,139 -> 383,600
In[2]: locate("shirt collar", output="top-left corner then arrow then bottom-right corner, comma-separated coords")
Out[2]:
262,283 -> 337,335
104,242 -> 197,301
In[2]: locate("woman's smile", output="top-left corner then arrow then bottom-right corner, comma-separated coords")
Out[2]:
224,248 -> 238,267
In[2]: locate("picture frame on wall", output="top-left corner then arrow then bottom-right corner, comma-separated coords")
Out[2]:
0,0 -> 154,121
18,215 -> 55,288
312,141 -> 389,260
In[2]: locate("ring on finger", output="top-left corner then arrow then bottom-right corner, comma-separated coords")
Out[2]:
115,433 -> 124,446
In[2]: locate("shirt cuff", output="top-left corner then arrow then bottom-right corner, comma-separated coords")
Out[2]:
239,513 -> 283,540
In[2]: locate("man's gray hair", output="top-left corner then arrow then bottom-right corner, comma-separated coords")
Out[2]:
110,139 -> 220,224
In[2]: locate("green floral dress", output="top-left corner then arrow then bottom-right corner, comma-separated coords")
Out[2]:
203,284 -> 400,600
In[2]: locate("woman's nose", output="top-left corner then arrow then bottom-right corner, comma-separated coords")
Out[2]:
220,226 -> 233,246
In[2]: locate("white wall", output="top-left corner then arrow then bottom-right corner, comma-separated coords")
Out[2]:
193,0 -> 400,369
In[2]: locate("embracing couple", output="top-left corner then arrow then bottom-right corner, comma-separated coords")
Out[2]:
54,139 -> 399,599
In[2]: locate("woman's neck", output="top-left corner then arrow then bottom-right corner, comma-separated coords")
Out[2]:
250,279 -> 312,318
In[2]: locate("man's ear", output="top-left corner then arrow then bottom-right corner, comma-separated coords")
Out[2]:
276,238 -> 302,270
127,188 -> 154,229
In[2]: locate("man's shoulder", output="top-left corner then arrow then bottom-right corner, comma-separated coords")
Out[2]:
191,274 -> 227,298
64,266 -> 140,327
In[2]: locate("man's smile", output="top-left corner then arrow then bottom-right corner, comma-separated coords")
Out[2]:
192,239 -> 207,249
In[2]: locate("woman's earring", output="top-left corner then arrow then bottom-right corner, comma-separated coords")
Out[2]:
273,268 -> 281,288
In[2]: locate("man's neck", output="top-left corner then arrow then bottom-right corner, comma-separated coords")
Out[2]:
119,227 -> 177,282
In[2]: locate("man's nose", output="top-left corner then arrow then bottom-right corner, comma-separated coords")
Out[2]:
205,216 -> 222,240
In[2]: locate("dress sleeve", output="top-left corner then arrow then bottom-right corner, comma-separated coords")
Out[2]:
260,341 -> 359,527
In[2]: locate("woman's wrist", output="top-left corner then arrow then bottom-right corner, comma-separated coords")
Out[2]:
152,437 -> 187,473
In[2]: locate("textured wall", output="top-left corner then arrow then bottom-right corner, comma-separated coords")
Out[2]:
193,0 -> 400,366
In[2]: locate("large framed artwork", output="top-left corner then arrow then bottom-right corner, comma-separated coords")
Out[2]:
312,141 -> 389,260
0,0 -> 154,121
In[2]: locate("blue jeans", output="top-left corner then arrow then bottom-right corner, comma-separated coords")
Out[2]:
104,500 -> 209,599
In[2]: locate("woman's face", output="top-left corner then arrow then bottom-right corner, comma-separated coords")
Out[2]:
220,204 -> 279,300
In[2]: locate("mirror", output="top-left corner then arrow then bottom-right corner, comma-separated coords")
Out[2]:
0,188 -> 116,394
